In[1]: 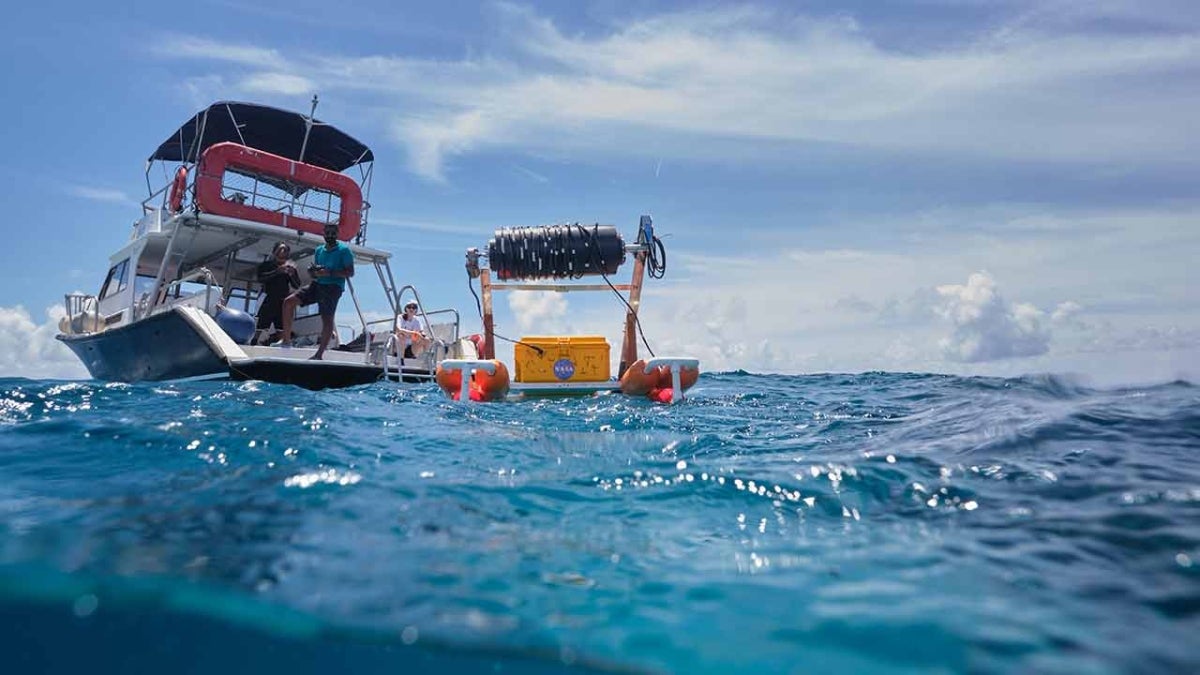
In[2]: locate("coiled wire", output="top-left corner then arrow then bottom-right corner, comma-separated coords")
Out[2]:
487,223 -> 625,281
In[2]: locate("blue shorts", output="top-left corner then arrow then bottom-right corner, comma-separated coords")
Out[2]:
296,282 -> 342,318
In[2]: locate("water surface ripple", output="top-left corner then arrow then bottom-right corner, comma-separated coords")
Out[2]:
1,373 -> 1197,673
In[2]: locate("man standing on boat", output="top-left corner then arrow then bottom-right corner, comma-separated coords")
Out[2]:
253,242 -> 300,345
274,223 -> 355,360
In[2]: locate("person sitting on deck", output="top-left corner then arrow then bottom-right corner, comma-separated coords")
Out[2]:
395,301 -> 429,360
253,242 -> 300,345
272,223 -> 355,360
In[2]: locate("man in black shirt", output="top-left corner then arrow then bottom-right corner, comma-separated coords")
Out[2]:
254,242 -> 300,344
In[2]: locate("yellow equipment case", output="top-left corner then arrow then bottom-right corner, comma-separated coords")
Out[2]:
514,336 -> 611,383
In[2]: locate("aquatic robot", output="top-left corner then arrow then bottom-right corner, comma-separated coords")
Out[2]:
436,216 -> 700,403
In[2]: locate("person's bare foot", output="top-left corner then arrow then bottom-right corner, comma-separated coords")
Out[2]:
308,353 -> 323,361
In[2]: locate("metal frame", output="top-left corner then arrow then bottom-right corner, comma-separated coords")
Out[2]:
160,267 -> 220,314
475,215 -> 655,379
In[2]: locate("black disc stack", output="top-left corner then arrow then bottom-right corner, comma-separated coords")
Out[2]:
487,223 -> 626,281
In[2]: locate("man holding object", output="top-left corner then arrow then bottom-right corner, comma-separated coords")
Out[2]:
274,223 -> 355,360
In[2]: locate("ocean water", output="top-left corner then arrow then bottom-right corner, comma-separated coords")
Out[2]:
0,372 -> 1197,674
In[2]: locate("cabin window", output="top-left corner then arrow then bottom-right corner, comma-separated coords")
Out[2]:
225,286 -> 257,313
99,259 -> 130,300
134,275 -> 157,299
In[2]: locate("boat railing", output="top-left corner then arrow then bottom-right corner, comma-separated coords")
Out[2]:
394,285 -> 460,347
216,168 -> 343,228
158,267 -> 220,315
423,308 -> 460,349
142,180 -> 172,213
367,305 -> 461,381
380,332 -> 400,380
131,174 -> 182,239
363,316 -> 395,359
63,293 -> 97,321
61,293 -> 102,335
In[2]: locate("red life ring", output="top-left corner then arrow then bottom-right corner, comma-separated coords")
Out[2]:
168,166 -> 188,213
194,142 -> 364,240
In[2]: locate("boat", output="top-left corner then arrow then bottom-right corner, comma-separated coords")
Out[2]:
56,98 -> 467,389
434,216 -> 701,403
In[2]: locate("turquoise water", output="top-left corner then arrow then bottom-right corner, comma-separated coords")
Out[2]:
1,373 -> 1197,673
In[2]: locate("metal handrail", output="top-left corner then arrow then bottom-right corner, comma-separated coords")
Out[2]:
161,267 -> 219,314
63,293 -> 98,327
381,333 -> 399,379
142,182 -> 170,214
362,316 -> 394,357
395,284 -> 459,349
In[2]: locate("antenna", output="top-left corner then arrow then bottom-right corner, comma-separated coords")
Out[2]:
298,94 -> 319,164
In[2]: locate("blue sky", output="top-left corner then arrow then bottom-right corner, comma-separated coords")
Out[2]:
1,0 -> 1197,382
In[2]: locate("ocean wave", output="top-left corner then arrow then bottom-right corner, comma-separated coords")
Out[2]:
0,373 -> 1196,673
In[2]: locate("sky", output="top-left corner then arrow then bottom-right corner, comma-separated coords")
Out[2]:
1,0 -> 1197,384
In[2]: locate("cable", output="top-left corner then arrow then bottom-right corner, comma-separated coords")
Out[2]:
570,222 -> 659,359
467,270 -> 483,318
487,224 -> 624,280
647,234 -> 667,279
493,332 -> 544,356
466,270 -> 543,356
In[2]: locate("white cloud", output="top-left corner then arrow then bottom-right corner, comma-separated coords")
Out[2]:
177,74 -> 228,109
512,164 -> 549,184
164,36 -> 287,69
506,291 -> 568,333
531,202 -> 1196,379
449,202 -> 1197,382
135,8 -> 1199,385
67,186 -> 133,205
0,306 -> 88,380
394,111 -> 493,182
369,216 -> 486,236
1051,300 -> 1083,323
240,72 -> 315,96
934,272 -> 1052,362
155,5 -> 1200,180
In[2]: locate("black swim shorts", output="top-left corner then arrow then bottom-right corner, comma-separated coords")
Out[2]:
296,282 -> 343,318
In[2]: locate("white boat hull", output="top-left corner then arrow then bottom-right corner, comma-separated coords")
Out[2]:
56,307 -> 228,382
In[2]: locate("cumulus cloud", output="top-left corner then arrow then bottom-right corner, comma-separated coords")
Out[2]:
0,306 -> 88,380
484,202 -> 1195,377
154,4 -> 1200,180
507,291 -> 568,333
934,272 -> 1054,362
878,287 -> 942,326
616,290 -> 804,374
1051,300 -> 1083,323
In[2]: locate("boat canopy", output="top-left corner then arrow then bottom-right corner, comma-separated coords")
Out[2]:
149,101 -> 374,172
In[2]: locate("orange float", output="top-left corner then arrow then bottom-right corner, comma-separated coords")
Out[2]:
436,360 -> 510,402
619,358 -> 700,403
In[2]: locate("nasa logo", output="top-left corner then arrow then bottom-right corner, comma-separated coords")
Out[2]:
553,358 -> 575,380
